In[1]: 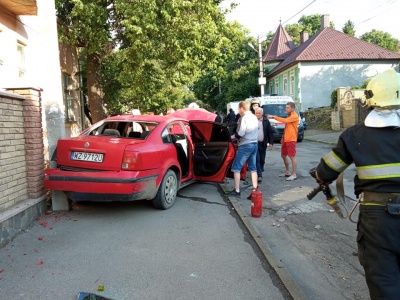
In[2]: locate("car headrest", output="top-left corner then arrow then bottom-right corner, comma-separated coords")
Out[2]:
128,131 -> 142,138
103,129 -> 120,137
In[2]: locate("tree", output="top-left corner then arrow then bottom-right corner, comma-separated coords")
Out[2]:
342,20 -> 356,37
56,0 -> 229,120
285,14 -> 335,46
360,29 -> 399,52
56,0 -> 120,123
191,21 -> 259,112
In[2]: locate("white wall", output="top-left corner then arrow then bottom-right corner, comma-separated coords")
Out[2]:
3,0 -> 66,162
299,61 -> 400,110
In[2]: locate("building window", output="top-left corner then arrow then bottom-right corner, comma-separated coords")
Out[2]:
275,80 -> 279,94
17,41 -> 26,78
269,82 -> 273,94
290,75 -> 295,95
283,78 -> 288,95
62,72 -> 74,122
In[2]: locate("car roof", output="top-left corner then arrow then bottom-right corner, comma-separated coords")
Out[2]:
106,114 -> 172,122
104,108 -> 217,123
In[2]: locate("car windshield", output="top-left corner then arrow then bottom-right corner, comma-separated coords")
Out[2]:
83,120 -> 159,139
262,104 -> 288,118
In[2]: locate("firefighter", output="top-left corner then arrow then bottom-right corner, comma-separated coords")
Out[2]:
313,69 -> 400,300
250,98 -> 261,114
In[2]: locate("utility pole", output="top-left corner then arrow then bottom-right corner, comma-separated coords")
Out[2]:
249,37 -> 266,96
257,37 -> 266,96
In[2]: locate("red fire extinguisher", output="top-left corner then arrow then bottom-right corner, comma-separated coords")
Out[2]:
251,189 -> 263,218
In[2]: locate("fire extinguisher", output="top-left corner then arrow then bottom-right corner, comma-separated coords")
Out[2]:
251,189 -> 263,218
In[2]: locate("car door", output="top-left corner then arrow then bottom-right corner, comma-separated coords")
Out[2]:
189,121 -> 235,182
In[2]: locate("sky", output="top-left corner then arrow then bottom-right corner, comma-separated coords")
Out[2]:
221,0 -> 400,40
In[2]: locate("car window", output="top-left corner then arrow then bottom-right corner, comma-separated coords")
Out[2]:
162,123 -> 186,143
84,121 -> 158,138
262,104 -> 287,117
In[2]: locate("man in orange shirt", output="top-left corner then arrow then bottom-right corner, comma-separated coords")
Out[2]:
267,102 -> 299,181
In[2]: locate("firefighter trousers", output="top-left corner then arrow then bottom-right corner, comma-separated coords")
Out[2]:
357,204 -> 400,300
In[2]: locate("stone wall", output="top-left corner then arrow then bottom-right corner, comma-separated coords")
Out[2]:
0,88 -> 47,248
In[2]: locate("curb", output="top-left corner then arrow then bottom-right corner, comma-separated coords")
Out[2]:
222,185 -> 306,300
304,137 -> 336,145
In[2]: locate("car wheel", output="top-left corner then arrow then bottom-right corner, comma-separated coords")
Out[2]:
152,170 -> 178,210
297,135 -> 304,142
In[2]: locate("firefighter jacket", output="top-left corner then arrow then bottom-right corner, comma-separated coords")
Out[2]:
316,122 -> 400,196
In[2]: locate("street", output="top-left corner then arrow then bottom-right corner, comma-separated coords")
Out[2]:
0,183 -> 290,300
0,139 -> 370,300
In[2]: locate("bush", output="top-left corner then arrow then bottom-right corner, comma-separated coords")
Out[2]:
304,107 -> 332,130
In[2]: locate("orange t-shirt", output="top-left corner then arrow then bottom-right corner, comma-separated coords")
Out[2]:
274,112 -> 299,142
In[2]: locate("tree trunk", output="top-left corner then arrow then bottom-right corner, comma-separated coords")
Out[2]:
87,52 -> 105,123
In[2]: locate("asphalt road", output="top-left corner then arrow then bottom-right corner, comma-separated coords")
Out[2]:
0,183 -> 291,300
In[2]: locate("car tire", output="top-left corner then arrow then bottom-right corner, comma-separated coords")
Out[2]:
297,135 -> 304,142
152,170 -> 178,210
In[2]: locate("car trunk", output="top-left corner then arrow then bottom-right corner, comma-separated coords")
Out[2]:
55,136 -> 144,172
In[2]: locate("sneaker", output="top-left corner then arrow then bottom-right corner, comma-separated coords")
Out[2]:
247,194 -> 252,200
286,175 -> 297,181
257,177 -> 263,183
279,173 -> 291,177
227,189 -> 241,197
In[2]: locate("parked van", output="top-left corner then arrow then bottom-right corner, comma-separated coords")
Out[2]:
258,95 -> 304,142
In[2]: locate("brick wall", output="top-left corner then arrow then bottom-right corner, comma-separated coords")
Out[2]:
0,88 -> 45,210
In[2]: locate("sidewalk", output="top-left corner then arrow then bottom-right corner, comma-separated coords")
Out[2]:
304,128 -> 343,145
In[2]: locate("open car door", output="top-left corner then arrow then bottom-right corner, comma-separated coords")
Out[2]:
189,121 -> 235,182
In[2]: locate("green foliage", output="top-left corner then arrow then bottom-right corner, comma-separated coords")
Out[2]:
191,21 -> 259,112
57,0 -> 230,117
298,14 -> 322,36
285,24 -> 302,46
330,88 -> 338,109
284,14 -> 335,45
360,30 -> 399,52
342,20 -> 356,37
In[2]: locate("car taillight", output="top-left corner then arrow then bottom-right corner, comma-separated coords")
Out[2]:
122,150 -> 142,170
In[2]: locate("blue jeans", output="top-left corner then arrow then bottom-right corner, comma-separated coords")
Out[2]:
231,143 -> 257,173
256,141 -> 267,177
357,205 -> 400,300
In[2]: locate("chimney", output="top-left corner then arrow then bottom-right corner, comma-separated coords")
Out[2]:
300,31 -> 309,44
320,14 -> 330,30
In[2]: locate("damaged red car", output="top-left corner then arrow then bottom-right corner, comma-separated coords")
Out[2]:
44,109 -> 237,209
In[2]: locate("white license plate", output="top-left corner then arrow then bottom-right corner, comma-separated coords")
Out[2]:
71,151 -> 104,163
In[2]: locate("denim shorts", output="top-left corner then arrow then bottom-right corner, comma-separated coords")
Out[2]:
231,143 -> 257,173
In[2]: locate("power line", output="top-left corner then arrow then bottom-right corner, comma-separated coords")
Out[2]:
259,0 -> 317,40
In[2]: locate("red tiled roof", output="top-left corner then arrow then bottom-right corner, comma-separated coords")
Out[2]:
266,27 -> 400,76
262,23 -> 296,62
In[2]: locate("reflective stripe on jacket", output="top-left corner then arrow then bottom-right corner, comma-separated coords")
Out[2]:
316,122 -> 400,195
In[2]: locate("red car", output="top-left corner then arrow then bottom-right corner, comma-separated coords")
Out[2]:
44,109 -> 237,209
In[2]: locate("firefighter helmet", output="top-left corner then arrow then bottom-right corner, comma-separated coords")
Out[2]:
364,69 -> 400,107
250,98 -> 261,107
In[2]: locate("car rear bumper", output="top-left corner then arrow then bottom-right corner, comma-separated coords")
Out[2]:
44,168 -> 159,201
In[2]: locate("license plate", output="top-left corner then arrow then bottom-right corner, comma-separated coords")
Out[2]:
71,151 -> 104,163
